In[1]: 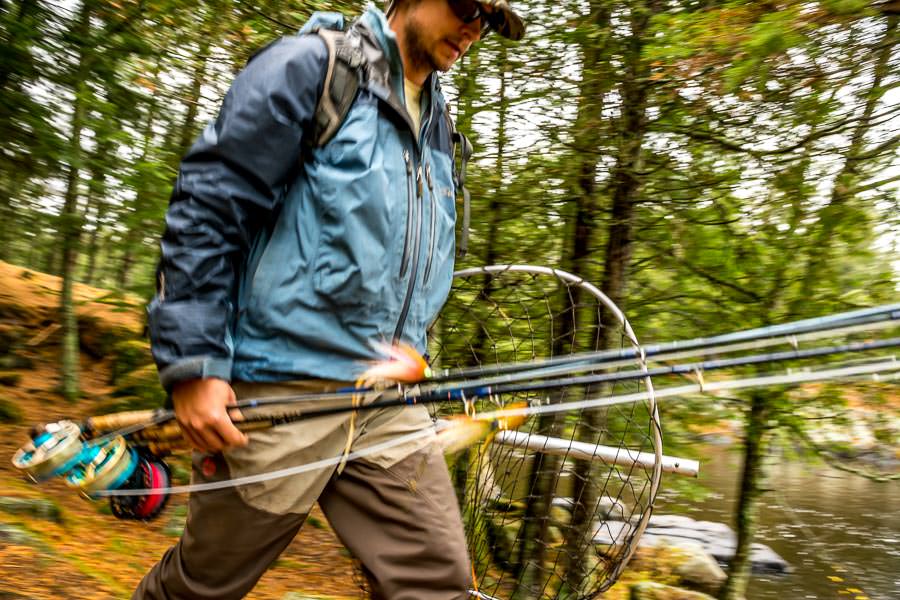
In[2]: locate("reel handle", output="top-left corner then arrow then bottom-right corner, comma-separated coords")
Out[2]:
85,410 -> 162,437
125,417 -> 269,445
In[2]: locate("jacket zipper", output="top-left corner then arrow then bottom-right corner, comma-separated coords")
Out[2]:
421,164 -> 437,286
393,159 -> 424,342
399,150 -> 414,279
392,92 -> 434,342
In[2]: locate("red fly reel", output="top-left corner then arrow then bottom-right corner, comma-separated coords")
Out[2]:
108,450 -> 171,521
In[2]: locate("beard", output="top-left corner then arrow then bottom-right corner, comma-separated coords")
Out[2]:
402,19 -> 446,74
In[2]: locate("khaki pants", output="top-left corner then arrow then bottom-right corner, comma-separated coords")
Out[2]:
133,381 -> 471,599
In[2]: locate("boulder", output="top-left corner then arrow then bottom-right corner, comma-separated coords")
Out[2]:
0,523 -> 38,546
595,514 -> 791,574
78,314 -> 139,359
630,581 -> 717,600
0,396 -> 22,423
598,495 -> 628,521
550,504 -> 571,527
671,542 -> 727,595
0,371 -> 21,386
112,364 -> 166,408
554,495 -> 627,521
488,496 -> 528,513
0,354 -> 33,370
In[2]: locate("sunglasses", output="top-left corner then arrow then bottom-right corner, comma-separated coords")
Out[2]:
448,0 -> 501,34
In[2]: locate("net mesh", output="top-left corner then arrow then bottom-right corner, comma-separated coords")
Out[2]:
427,266 -> 662,599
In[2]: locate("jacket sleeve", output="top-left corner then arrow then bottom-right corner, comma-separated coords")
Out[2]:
148,34 -> 328,391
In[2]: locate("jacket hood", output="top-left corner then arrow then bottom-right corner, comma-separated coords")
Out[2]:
298,12 -> 346,35
359,4 -> 405,99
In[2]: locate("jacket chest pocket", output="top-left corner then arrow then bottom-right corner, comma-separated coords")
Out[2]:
310,101 -> 392,310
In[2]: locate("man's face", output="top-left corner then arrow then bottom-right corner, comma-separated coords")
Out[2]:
402,0 -> 487,73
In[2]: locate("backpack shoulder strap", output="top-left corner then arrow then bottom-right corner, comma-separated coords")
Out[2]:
310,28 -> 365,149
444,109 -> 473,258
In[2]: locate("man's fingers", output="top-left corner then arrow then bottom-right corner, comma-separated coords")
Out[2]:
216,413 -> 249,447
180,426 -> 209,453
195,422 -> 230,453
226,405 -> 245,423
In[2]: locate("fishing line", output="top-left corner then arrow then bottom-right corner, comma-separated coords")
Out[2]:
95,424 -> 439,497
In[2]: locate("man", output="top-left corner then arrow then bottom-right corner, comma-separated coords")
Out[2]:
136,0 -> 524,598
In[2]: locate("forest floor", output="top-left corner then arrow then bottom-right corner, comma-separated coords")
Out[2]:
0,261 -> 361,599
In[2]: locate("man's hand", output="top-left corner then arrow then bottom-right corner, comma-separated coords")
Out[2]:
172,378 -> 249,452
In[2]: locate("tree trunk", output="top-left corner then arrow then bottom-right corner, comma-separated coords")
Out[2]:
82,138 -> 112,284
175,38 -> 212,162
482,44 -> 508,269
116,57 -> 164,289
719,390 -> 771,600
59,2 -> 94,401
562,0 -> 658,591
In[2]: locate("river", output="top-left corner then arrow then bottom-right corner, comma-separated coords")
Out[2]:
654,444 -> 900,600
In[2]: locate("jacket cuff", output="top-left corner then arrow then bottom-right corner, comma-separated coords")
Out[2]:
158,357 -> 234,392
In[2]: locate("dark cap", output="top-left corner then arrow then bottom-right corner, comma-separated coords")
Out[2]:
385,0 -> 526,41
480,0 -> 526,41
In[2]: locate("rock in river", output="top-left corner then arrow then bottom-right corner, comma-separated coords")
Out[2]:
595,514 -> 791,574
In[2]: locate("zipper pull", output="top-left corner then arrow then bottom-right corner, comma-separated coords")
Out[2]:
426,164 -> 433,192
416,166 -> 423,198
403,149 -> 412,175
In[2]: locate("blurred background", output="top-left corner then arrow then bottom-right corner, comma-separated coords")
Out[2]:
0,0 -> 898,598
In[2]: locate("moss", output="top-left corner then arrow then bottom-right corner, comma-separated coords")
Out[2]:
0,396 -> 22,423
78,315 -> 138,359
110,339 -> 154,384
0,497 -> 64,523
112,364 -> 166,407
0,353 -> 34,370
0,370 -> 22,386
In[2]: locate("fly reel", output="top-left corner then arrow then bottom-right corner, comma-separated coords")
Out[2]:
12,420 -> 171,521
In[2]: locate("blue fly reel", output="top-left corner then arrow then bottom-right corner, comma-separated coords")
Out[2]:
12,420 -> 85,481
65,435 -> 138,496
12,420 -> 171,521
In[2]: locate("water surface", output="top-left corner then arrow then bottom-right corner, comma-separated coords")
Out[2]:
655,445 -> 900,600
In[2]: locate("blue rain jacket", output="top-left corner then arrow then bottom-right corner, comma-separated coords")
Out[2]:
148,7 -> 458,389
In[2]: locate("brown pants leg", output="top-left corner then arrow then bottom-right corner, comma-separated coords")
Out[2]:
132,452 -> 306,599
319,444 -> 471,600
134,445 -> 471,599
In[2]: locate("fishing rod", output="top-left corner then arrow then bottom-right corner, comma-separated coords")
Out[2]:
426,302 -> 900,383
99,306 -> 898,434
33,354 -> 899,504
21,324 -> 899,460
222,334 -> 900,417
11,289 -> 899,520
12,334 -> 896,511
201,335 -> 900,428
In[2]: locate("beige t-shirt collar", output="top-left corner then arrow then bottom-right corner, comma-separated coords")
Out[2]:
404,77 -> 423,136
